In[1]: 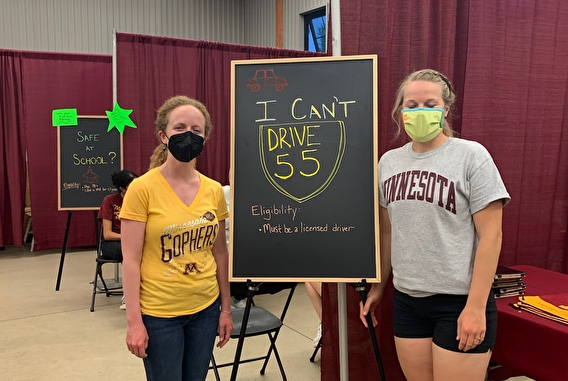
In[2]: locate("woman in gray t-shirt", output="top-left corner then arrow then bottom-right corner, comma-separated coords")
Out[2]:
360,69 -> 509,381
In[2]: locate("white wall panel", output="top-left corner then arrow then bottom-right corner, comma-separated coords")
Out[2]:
0,0 -> 329,54
243,0 -> 276,48
242,0 -> 328,51
0,0 -> 246,54
283,0 -> 328,51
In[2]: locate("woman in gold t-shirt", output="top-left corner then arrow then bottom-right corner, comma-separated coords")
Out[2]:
120,95 -> 233,381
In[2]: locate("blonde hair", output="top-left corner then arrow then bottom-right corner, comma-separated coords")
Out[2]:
149,95 -> 213,169
391,69 -> 456,139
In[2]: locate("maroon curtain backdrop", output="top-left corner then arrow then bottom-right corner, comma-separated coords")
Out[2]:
1,50 -> 112,251
460,1 -> 568,272
321,1 -> 568,381
0,50 -> 27,248
22,52 -> 112,251
0,38 -> 323,252
116,33 -> 325,185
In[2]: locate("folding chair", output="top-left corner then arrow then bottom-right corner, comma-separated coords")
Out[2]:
89,221 -> 123,312
210,281 -> 297,381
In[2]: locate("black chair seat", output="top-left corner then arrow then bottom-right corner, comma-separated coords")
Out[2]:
95,256 -> 120,264
230,306 -> 282,337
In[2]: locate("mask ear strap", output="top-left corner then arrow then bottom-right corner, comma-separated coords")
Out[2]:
439,108 -> 445,128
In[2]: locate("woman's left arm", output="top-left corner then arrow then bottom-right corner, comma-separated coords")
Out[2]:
213,219 -> 233,348
457,200 -> 504,351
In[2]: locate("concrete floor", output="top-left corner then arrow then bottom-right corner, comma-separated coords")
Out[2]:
0,244 -> 534,381
0,245 -> 321,381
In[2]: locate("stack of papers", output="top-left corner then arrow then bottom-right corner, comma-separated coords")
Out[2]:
511,295 -> 568,325
493,266 -> 526,299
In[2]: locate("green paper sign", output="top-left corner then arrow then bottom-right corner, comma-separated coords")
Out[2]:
52,108 -> 78,126
106,102 -> 137,133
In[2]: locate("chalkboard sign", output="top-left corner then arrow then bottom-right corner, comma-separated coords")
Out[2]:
230,55 -> 380,282
57,116 -> 122,210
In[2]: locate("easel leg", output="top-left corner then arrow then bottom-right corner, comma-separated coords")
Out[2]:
353,280 -> 387,381
55,211 -> 73,291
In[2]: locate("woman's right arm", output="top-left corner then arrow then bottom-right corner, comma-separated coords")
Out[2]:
121,218 -> 148,358
360,206 -> 392,327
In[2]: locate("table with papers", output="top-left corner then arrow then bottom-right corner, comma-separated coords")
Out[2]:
488,265 -> 568,381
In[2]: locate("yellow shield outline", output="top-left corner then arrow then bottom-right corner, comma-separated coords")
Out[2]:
258,121 -> 347,203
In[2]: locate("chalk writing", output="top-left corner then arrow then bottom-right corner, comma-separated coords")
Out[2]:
257,221 -> 355,234
251,204 -> 299,221
291,96 -> 356,120
62,182 -> 80,190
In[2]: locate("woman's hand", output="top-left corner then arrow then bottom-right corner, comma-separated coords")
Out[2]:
456,304 -> 486,352
126,321 -> 149,358
217,312 -> 234,348
359,285 -> 383,328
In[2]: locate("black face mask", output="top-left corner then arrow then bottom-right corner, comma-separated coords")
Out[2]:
167,130 -> 204,162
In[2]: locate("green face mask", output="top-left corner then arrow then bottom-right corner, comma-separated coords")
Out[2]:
401,107 -> 445,142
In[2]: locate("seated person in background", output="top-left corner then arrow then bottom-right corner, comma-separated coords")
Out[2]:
306,281 -> 323,347
98,169 -> 139,261
98,169 -> 138,308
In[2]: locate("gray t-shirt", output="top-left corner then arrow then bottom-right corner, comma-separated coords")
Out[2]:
378,137 -> 510,296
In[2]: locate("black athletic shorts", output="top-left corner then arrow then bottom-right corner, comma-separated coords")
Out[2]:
393,288 -> 497,353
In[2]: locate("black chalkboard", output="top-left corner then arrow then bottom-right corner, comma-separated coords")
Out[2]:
230,55 -> 380,282
57,116 -> 122,210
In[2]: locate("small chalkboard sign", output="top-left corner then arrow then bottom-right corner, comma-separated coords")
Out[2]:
230,55 -> 380,282
57,116 -> 122,210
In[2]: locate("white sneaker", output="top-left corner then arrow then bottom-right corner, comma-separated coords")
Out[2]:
313,323 -> 322,348
119,296 -> 126,310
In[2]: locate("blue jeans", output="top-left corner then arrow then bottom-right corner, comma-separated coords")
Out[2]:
141,299 -> 220,381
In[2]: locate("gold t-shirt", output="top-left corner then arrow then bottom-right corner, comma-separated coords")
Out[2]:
120,169 -> 229,317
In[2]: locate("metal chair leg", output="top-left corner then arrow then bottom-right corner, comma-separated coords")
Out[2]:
310,337 -> 322,362
90,262 -> 101,312
210,355 -> 222,381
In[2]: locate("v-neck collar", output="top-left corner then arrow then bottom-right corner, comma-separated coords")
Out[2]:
155,169 -> 204,210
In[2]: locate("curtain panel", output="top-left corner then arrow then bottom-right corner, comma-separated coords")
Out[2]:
338,0 -> 568,273
24,52 -> 112,251
1,51 -> 113,251
0,50 -> 27,248
321,1 -> 568,380
461,1 -> 568,272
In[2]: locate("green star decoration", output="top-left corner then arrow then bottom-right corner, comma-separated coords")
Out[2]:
106,102 -> 137,133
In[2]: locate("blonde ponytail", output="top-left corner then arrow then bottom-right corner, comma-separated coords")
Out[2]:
149,144 -> 168,170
